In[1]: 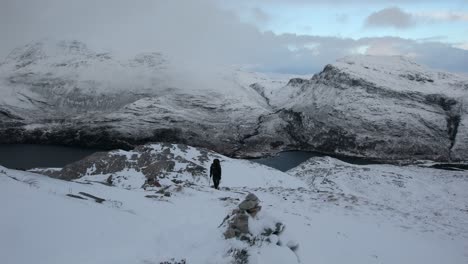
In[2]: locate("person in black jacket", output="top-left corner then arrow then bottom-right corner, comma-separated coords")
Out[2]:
210,159 -> 222,189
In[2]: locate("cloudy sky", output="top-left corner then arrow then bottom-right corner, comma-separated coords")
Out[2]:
1,0 -> 467,74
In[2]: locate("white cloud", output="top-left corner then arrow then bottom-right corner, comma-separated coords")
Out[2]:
364,8 -> 468,29
454,42 -> 468,50
416,11 -> 468,22
219,0 -> 441,5
365,7 -> 415,29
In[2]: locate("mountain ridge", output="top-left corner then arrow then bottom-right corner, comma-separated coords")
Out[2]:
1,40 -> 467,161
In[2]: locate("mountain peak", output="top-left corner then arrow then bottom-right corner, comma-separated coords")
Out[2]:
130,52 -> 167,68
322,54 -> 468,96
335,55 -> 426,74
3,39 -> 95,68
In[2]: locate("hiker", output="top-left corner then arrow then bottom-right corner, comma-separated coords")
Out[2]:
210,159 -> 222,189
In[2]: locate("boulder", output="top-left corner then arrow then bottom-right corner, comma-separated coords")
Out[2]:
224,193 -> 263,239
222,193 -> 300,264
238,193 -> 262,217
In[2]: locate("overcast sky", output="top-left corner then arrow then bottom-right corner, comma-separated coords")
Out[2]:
1,0 -> 467,74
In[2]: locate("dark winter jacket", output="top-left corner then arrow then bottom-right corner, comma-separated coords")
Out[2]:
210,159 -> 222,179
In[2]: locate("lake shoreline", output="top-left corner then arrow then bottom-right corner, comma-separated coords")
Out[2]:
1,143 -> 466,172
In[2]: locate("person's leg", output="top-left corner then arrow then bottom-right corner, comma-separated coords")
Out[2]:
214,178 -> 219,189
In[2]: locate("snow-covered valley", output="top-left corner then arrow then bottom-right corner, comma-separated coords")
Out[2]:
1,40 -> 468,161
0,40 -> 295,156
1,143 -> 467,264
1,40 -> 468,263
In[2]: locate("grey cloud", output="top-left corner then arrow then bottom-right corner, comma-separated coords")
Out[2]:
417,11 -> 468,22
365,7 -> 415,29
218,0 -> 443,6
0,0 -> 467,75
252,7 -> 270,23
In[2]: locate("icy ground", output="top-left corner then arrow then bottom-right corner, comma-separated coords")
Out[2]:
1,144 -> 467,264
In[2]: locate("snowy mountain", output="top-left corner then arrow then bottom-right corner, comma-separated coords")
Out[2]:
262,55 -> 468,161
1,40 -> 468,161
0,40 -> 293,156
0,38 -> 304,155
1,143 -> 467,263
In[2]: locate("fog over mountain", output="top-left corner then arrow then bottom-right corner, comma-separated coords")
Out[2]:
1,0 -> 468,74
1,39 -> 467,162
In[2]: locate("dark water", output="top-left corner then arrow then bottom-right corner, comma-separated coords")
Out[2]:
0,144 -> 381,171
2,144 -> 464,173
0,144 -> 100,169
251,151 -> 381,171
1,144 -> 464,173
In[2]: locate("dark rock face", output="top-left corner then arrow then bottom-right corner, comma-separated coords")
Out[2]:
0,40 -> 288,157
159,259 -> 186,264
249,83 -> 270,106
39,143 -> 213,181
1,42 -> 467,161
286,78 -> 307,86
273,57 -> 468,161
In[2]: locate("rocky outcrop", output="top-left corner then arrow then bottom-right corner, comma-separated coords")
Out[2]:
223,193 -> 299,264
273,56 -> 468,161
224,193 -> 262,240
36,143 -> 215,183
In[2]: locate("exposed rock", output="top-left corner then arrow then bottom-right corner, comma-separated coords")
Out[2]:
223,193 -> 276,239
287,78 -> 307,86
66,194 -> 87,200
78,192 -> 106,203
238,193 -> 262,217
0,40 -> 288,157
234,213 -> 249,234
1,41 -> 467,161
106,175 -> 113,185
159,259 -> 186,264
238,194 -> 259,210
228,248 -> 249,264
223,193 -> 299,264
224,193 -> 262,239
249,83 -> 270,106
274,56 -> 468,161
224,194 -> 260,240
144,195 -> 160,199
173,185 -> 183,192
261,222 -> 285,236
37,143 -> 212,183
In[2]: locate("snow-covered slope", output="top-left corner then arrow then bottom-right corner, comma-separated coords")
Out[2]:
1,41 -> 468,161
0,40 -> 290,156
288,156 -> 468,238
267,55 -> 468,161
34,143 -> 305,189
1,144 -> 467,264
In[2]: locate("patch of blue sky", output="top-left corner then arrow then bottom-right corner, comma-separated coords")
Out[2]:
249,5 -> 370,35
235,3 -> 467,44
